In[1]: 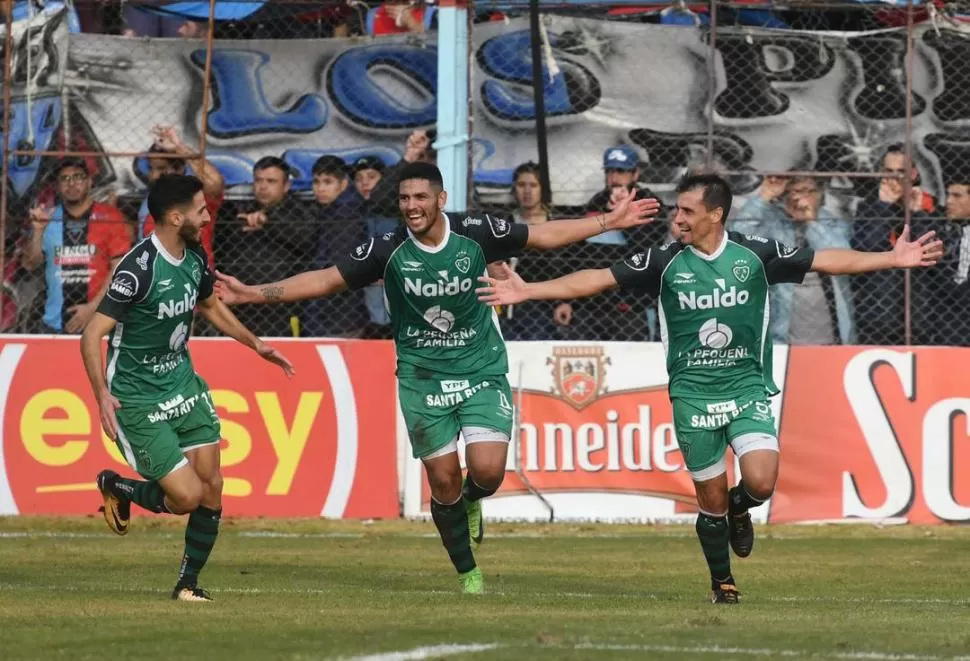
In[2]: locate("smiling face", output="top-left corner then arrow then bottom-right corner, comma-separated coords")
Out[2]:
671,187 -> 722,247
398,177 -> 446,237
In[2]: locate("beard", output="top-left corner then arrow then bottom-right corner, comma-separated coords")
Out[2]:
179,224 -> 202,246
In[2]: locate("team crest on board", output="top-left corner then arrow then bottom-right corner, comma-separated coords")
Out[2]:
548,346 -> 610,410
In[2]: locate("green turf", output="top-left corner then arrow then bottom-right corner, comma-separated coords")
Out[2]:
1,516 -> 969,660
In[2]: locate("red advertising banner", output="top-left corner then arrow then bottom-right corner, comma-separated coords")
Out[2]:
406,343 -> 970,525
0,338 -> 399,518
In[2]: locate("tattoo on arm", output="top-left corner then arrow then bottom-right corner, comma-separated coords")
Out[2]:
597,214 -> 607,232
261,285 -> 284,303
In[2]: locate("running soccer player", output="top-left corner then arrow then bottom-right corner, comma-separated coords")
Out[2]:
476,172 -> 943,604
214,162 -> 660,594
80,174 -> 294,602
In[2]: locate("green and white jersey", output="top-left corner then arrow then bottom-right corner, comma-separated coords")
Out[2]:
96,234 -> 214,404
336,213 -> 528,379
611,231 -> 814,400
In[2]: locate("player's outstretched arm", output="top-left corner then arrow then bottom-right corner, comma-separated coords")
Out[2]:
524,189 -> 660,251
214,266 -> 348,305
196,294 -> 295,377
79,312 -> 122,441
811,225 -> 943,275
476,262 -> 618,306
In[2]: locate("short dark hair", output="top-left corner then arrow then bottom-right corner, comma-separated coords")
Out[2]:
148,174 -> 204,224
399,162 -> 443,189
147,144 -> 187,172
312,155 -> 347,178
513,161 -> 542,184
676,172 -> 733,222
253,156 -> 290,177
54,157 -> 88,176
885,143 -> 905,156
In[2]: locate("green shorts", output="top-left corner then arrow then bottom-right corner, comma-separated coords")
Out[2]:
113,375 -> 222,480
398,375 -> 514,459
671,395 -> 778,480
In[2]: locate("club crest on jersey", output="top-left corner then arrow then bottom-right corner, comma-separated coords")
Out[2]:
454,255 -> 471,274
732,260 -> 750,283
136,251 -> 149,271
548,346 -> 610,411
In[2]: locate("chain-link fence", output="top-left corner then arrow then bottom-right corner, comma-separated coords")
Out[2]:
1,0 -> 967,345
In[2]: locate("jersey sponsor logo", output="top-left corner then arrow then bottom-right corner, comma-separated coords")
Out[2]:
401,260 -> 424,273
422,305 -> 455,332
404,271 -> 473,297
745,234 -> 769,243
462,216 -> 482,227
624,251 -> 649,272
678,280 -> 749,310
486,214 -> 511,238
107,270 -> 139,302
156,278 -> 174,293
732,260 -> 750,283
424,379 -> 492,409
352,238 -> 374,261
53,244 -> 96,266
548,345 -> 610,410
147,392 -> 200,423
136,250 -> 149,271
777,242 -> 798,258
157,284 -> 198,320
441,379 -> 470,393
706,399 -> 738,415
698,318 -> 733,349
673,272 -> 695,284
454,255 -> 471,274
169,321 -> 189,351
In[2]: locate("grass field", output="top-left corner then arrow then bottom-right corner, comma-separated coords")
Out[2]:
1,516 -> 969,660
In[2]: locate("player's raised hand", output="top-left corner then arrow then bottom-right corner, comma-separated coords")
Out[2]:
97,389 -> 122,441
605,189 -> 661,230
476,262 -> 529,306
214,270 -> 253,305
255,340 -> 295,378
893,225 -> 944,269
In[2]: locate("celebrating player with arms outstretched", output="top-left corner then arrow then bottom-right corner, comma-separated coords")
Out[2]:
215,162 -> 660,593
477,172 -> 943,604
80,174 -> 294,602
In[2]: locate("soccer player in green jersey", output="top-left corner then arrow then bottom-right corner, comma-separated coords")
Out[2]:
214,162 -> 660,593
477,172 -> 943,604
80,174 -> 294,602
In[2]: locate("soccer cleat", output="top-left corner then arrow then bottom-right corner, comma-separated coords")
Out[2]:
728,510 -> 754,558
96,470 -> 130,536
458,567 -> 484,595
172,584 -> 213,602
710,581 -> 740,605
465,498 -> 484,549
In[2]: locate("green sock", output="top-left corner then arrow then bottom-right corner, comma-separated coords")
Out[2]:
430,497 -> 476,574
695,513 -> 732,582
177,506 -> 222,587
729,482 -> 765,514
462,475 -> 497,503
115,477 -> 168,514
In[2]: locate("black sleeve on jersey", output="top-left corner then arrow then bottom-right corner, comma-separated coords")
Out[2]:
97,244 -> 155,321
455,213 -> 529,262
735,232 -> 815,285
335,229 -> 402,290
189,244 -> 215,300
610,242 -> 678,297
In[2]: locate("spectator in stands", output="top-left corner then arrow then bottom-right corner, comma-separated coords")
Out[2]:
567,144 -> 665,341
498,161 -> 571,340
736,175 -> 854,345
350,0 -> 436,36
214,157 -> 315,337
21,158 -> 131,334
136,125 -> 224,267
912,176 -> 970,346
303,155 -> 370,337
852,144 -> 932,345
352,156 -> 386,204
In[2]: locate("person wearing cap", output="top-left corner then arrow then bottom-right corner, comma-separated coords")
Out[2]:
214,156 -> 316,337
21,157 -> 132,334
352,155 -> 386,202
133,125 -> 225,267
553,144 -> 666,341
304,155 -> 369,337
